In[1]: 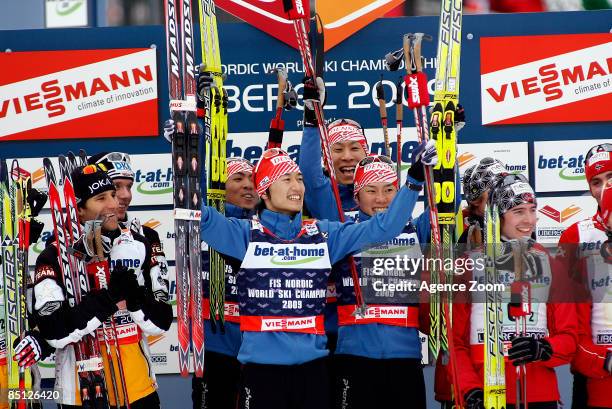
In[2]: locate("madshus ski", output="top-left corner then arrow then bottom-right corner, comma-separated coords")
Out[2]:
199,0 -> 227,339
164,0 -> 206,377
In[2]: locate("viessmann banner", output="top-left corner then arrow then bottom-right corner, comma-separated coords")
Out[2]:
480,33 -> 612,125
0,48 -> 158,141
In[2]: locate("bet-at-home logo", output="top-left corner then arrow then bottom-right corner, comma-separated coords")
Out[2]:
537,153 -> 585,181
135,168 -> 173,195
253,244 -> 325,266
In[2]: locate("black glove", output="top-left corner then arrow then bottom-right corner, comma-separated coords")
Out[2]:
605,350 -> 612,374
283,80 -> 298,110
407,140 -> 437,183
455,103 -> 466,131
196,67 -> 214,110
463,388 -> 484,409
27,187 -> 47,217
508,336 -> 553,366
29,218 -> 45,245
601,235 -> 612,264
301,76 -> 325,127
108,264 -> 133,303
124,272 -> 145,311
13,330 -> 54,368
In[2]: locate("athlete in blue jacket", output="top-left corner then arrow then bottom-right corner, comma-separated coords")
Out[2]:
193,157 -> 257,409
331,154 -> 431,409
200,145 -> 435,409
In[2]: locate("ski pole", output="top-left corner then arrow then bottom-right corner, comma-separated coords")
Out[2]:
283,0 -> 367,316
375,75 -> 391,157
94,223 -> 131,409
511,239 -> 531,409
267,67 -> 288,149
394,77 -> 403,183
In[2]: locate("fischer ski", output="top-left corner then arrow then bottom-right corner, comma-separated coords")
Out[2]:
2,160 -> 34,409
429,0 -> 464,405
483,200 -> 506,409
199,0 -> 227,339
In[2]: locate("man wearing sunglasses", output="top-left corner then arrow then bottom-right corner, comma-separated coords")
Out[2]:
30,164 -> 172,408
557,144 -> 612,409
89,152 -> 170,303
193,157 -> 257,409
199,144 -> 434,409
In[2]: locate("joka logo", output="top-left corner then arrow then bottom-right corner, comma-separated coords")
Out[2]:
538,154 -> 586,180
135,168 -> 173,195
539,204 -> 582,223
88,177 -> 111,194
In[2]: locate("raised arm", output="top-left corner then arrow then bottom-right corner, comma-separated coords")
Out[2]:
321,183 -> 422,264
200,205 -> 251,260
298,126 -> 340,220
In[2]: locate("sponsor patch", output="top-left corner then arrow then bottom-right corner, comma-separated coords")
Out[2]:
35,264 -> 56,282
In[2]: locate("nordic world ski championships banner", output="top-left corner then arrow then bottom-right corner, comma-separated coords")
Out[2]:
0,48 -> 158,141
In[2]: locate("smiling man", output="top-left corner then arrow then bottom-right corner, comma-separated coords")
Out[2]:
199,146 -> 433,409
89,152 -> 169,302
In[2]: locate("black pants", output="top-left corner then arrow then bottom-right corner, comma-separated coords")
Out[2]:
58,390 -> 161,409
192,350 -> 241,409
571,372 -> 588,409
334,355 -> 426,409
238,358 -> 329,409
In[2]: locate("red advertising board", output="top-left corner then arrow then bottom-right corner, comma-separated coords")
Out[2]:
0,48 -> 158,141
216,0 -> 404,51
480,33 -> 612,125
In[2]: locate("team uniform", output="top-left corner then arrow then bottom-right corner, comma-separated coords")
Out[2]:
452,175 -> 577,408
33,226 -> 172,408
299,124 -> 368,352
32,165 -> 172,408
453,243 -> 577,408
558,144 -> 612,409
560,212 -> 612,409
192,202 -> 254,409
200,148 -> 424,409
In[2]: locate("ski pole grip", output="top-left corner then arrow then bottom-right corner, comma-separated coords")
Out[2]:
508,281 -> 531,318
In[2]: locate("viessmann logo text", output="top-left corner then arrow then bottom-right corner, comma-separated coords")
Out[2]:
0,49 -> 157,138
481,37 -> 611,125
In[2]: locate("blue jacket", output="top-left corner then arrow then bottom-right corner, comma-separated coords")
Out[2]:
203,203 -> 253,357
299,126 -> 358,218
200,185 -> 421,365
335,210 -> 429,360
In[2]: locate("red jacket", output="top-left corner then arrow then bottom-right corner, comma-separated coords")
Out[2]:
451,246 -> 577,404
573,303 -> 612,408
559,212 -> 611,408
